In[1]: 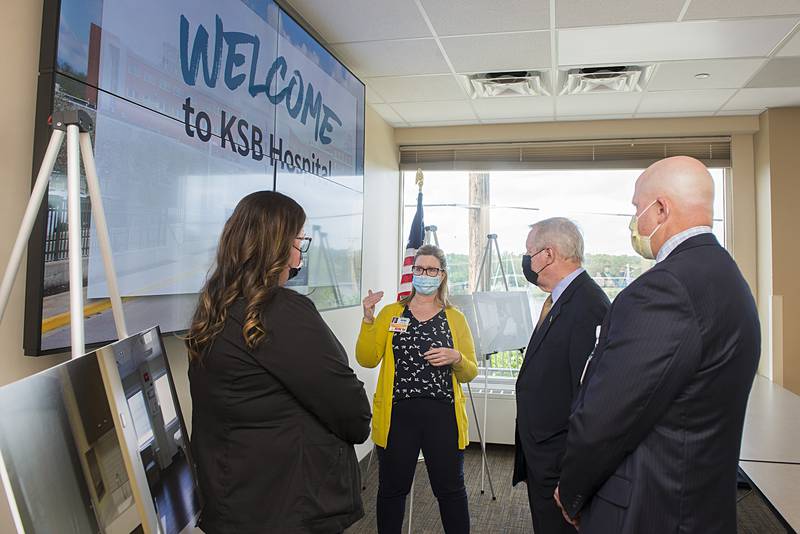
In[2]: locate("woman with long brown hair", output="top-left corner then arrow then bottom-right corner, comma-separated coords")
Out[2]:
186,191 -> 370,534
356,244 -> 478,534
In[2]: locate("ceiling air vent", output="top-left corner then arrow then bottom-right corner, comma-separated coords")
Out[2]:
467,71 -> 550,98
559,65 -> 651,95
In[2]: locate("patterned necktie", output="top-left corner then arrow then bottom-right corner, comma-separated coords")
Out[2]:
536,295 -> 553,330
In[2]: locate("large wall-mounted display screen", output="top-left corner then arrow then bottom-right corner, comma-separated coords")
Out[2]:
26,0 -> 365,354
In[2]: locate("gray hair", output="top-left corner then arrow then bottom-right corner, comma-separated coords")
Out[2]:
529,217 -> 584,264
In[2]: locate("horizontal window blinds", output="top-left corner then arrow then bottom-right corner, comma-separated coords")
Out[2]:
399,137 -> 731,170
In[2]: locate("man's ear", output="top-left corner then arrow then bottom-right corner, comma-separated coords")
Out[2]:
657,197 -> 670,222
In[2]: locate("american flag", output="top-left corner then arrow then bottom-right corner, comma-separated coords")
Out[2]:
398,191 -> 424,300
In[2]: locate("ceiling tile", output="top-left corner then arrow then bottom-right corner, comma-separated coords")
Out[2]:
366,86 -> 384,104
419,0 -> 549,36
392,100 -> 478,122
366,75 -> 468,103
559,18 -> 799,66
637,89 -> 736,113
647,59 -> 766,90
369,104 -> 406,125
286,0 -> 430,43
472,97 -> 554,119
723,87 -> 800,110
746,57 -> 800,88
557,92 -> 643,116
442,32 -> 551,73
333,39 -> 449,77
556,0 -> 684,29
684,0 -> 800,21
777,29 -> 800,56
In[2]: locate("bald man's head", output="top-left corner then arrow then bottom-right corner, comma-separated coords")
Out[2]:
631,156 -> 715,257
636,156 -> 714,219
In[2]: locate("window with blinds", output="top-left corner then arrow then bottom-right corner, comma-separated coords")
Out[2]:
399,137 -> 731,171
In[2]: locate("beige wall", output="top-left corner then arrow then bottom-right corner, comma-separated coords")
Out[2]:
0,0 -> 68,386
0,0 -> 53,528
755,107 -> 800,394
754,113 -> 774,380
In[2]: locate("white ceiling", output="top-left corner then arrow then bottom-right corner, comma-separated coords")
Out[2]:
286,0 -> 800,127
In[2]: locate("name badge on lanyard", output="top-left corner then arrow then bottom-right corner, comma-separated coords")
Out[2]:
389,316 -> 411,333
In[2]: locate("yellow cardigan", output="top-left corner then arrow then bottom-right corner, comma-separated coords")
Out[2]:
356,302 -> 479,450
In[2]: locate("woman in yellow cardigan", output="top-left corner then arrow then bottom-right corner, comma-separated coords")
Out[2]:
356,244 -> 478,534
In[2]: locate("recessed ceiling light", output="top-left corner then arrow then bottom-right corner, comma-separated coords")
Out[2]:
695,73 -> 711,79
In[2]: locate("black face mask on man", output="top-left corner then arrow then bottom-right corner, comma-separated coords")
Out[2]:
521,248 -> 549,286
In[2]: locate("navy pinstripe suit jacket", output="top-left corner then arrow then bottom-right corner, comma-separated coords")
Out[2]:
559,233 -> 760,534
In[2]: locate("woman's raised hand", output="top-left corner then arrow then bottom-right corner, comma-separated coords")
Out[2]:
362,289 -> 384,323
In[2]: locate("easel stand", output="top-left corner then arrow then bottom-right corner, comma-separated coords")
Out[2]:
0,111 -> 128,357
470,233 -> 506,500
311,224 -> 342,306
424,225 -> 439,247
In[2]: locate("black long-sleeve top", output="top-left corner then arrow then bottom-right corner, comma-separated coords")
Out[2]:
189,287 -> 371,534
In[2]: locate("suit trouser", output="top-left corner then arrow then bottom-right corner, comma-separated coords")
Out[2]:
522,437 -> 577,534
525,479 -> 576,534
376,398 -> 469,534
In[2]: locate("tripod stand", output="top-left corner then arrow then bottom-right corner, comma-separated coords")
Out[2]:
0,110 -> 128,357
423,225 -> 439,246
468,233 -> 510,499
311,224 -> 343,307
428,226 -> 497,500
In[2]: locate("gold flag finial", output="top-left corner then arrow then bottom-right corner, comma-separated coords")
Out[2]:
415,168 -> 424,191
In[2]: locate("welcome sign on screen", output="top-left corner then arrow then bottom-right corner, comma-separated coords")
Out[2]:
30,0 -> 364,353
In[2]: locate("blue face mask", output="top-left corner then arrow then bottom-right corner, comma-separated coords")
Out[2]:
412,274 -> 441,295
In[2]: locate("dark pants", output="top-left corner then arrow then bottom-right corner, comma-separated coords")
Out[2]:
522,438 -> 577,534
526,481 -> 576,534
376,398 -> 469,534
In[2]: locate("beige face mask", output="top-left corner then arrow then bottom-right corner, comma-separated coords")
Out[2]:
629,200 -> 662,260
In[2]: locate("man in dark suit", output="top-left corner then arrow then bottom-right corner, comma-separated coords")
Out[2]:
555,156 -> 760,534
513,217 -> 610,534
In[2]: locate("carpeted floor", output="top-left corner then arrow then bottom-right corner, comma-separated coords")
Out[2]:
346,443 -> 788,533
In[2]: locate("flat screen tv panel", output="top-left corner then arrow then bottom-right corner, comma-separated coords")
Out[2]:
25,0 -> 365,354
